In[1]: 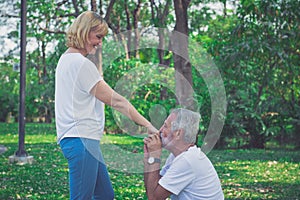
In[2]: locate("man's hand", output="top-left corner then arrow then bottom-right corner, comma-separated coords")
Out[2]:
144,143 -> 150,159
143,133 -> 161,173
143,133 -> 162,158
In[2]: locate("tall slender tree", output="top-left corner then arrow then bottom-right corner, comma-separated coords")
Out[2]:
172,0 -> 195,110
150,0 -> 172,100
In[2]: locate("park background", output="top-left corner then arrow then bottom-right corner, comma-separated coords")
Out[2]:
0,0 -> 299,199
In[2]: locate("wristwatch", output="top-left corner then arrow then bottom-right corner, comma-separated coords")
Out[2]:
148,157 -> 161,165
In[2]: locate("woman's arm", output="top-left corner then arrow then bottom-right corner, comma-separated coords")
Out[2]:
90,80 -> 158,134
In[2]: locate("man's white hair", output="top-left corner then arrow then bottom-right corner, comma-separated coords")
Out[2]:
170,108 -> 201,144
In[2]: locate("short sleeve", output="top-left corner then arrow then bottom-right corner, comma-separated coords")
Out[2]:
76,59 -> 103,93
159,157 -> 194,195
160,153 -> 175,176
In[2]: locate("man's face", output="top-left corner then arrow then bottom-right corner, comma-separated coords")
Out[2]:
159,113 -> 177,148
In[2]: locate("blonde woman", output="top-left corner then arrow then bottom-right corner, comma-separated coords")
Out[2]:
55,11 -> 157,200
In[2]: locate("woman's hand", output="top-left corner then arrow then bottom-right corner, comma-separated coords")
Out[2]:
146,124 -> 159,135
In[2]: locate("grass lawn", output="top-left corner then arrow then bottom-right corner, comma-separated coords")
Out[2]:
0,123 -> 299,199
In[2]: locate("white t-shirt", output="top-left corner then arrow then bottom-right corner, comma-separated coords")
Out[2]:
159,146 -> 224,200
55,53 -> 105,143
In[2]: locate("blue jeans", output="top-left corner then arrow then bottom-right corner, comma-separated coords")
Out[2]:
60,137 -> 114,200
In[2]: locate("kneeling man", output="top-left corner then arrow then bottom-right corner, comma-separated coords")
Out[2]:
143,108 -> 224,200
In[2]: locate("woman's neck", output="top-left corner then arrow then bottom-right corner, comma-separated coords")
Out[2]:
65,47 -> 87,56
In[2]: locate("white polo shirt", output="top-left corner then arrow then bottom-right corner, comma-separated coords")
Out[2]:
55,53 -> 104,143
159,146 -> 224,200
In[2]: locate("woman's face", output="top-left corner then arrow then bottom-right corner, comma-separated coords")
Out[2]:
85,25 -> 104,54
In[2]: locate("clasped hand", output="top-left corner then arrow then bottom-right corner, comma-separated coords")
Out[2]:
143,133 -> 162,158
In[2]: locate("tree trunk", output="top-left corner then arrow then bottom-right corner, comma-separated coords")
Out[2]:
152,0 -> 172,65
72,0 -> 80,16
222,0 -> 227,17
85,0 -> 106,76
295,123 -> 300,149
91,0 -> 97,12
172,0 -> 195,111
42,40 -> 47,80
104,0 -> 116,25
150,0 -> 172,100
133,0 -> 142,58
248,119 -> 265,148
249,133 -> 265,148
124,0 -> 132,59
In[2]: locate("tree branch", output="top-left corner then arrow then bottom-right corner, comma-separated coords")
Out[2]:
38,24 -> 66,35
104,0 -> 116,24
72,0 -> 80,16
0,13 -> 19,18
57,0 -> 69,7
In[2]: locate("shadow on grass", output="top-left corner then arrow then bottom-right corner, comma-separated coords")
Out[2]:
222,181 -> 300,199
207,149 -> 300,163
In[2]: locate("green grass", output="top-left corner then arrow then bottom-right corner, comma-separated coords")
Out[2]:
0,123 -> 300,199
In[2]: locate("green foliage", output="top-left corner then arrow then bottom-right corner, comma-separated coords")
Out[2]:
103,57 -> 178,133
0,61 -> 19,122
0,123 -> 300,199
197,0 -> 300,148
0,59 -> 56,123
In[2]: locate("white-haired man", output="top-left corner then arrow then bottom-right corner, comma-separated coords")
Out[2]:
144,108 -> 224,200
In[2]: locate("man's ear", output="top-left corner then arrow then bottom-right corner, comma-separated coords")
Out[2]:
175,129 -> 184,139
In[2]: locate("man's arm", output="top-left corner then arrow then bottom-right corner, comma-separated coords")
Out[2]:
143,135 -> 172,200
144,159 -> 172,200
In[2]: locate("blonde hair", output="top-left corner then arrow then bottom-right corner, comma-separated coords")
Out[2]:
66,11 -> 108,49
